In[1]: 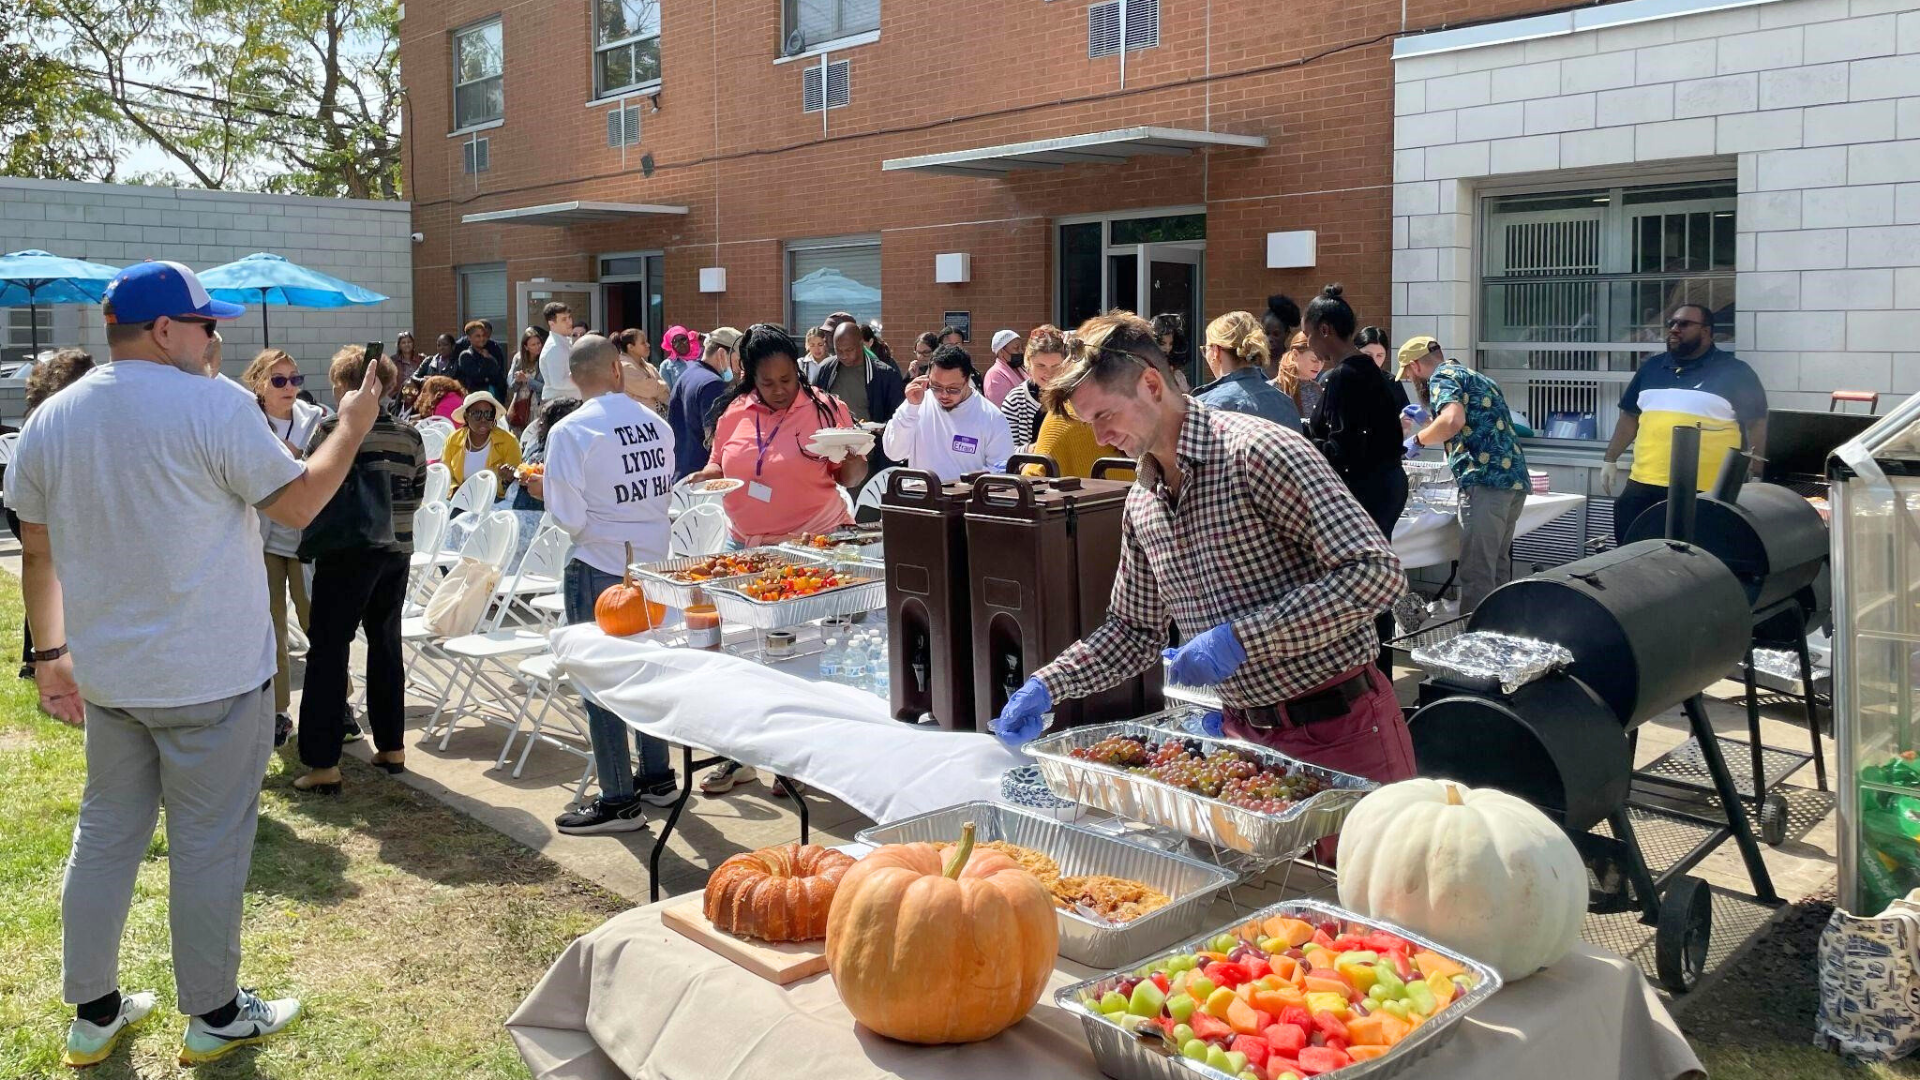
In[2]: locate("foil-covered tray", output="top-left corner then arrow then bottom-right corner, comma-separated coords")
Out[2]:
855,801 -> 1235,969
1026,712 -> 1376,861
1411,630 -> 1572,695
706,555 -> 886,629
629,549 -> 799,610
1058,899 -> 1503,1080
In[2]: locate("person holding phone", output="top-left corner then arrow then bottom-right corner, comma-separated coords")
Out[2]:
242,348 -> 327,744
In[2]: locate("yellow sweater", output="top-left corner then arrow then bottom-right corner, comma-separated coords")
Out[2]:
442,425 -> 523,485
1025,410 -> 1130,480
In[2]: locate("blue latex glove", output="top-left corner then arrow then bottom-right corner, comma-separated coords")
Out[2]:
1401,403 -> 1431,425
1404,435 -> 1424,460
989,677 -> 1053,748
1199,710 -> 1225,738
1162,624 -> 1248,687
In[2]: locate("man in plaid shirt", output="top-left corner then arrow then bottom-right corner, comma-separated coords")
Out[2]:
991,312 -> 1417,784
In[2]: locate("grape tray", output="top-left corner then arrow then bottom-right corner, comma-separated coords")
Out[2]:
1026,713 -> 1376,862
1057,899 -> 1502,1080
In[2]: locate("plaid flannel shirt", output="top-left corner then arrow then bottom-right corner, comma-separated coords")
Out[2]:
1035,401 -> 1405,711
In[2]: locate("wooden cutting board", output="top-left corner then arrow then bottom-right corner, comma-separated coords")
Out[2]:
661,898 -> 830,985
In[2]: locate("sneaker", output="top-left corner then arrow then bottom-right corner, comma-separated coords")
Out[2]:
699,761 -> 758,796
178,989 -> 300,1066
772,776 -> 806,798
635,775 -> 683,807
341,719 -> 365,744
272,714 -> 293,748
63,990 -> 156,1068
554,796 -> 650,835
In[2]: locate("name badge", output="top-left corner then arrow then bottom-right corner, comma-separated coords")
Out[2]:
952,435 -> 980,455
748,481 -> 774,503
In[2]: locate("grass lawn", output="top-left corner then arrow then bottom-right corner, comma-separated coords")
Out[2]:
0,573 -> 1915,1079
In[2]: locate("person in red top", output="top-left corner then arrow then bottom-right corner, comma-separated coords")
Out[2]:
684,324 -> 869,548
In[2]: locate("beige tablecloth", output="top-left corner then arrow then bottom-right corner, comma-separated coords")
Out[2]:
508,900 -> 1704,1080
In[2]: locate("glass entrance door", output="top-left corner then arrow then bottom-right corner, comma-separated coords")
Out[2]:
1143,245 -> 1202,385
1058,211 -> 1205,383
515,281 -> 604,338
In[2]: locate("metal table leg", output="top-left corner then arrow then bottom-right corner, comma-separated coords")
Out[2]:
775,775 -> 810,844
649,745 -> 727,904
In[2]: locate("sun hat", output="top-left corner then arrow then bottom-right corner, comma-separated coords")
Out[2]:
451,390 -> 507,425
103,260 -> 245,323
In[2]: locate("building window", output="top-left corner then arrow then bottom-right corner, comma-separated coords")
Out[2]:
784,0 -> 879,53
787,236 -> 881,333
1477,179 -> 1735,444
595,0 -> 661,98
453,19 -> 504,131
457,264 -> 509,331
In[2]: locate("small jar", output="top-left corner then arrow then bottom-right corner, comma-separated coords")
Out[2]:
764,630 -> 797,658
685,589 -> 723,651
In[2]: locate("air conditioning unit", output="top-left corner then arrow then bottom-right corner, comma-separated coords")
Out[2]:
803,59 -> 850,114
462,137 -> 490,174
607,103 -> 642,147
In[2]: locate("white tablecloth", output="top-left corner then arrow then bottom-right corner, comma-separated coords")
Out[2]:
1392,491 -> 1587,569
550,625 -> 1026,824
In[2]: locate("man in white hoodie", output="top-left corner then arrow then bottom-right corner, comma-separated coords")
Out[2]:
881,343 -> 1013,482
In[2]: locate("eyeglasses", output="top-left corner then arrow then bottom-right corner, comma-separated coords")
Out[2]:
928,380 -> 969,398
269,373 -> 306,388
465,408 -> 496,421
1665,318 -> 1708,329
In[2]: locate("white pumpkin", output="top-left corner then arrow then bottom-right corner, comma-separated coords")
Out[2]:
1336,778 -> 1586,982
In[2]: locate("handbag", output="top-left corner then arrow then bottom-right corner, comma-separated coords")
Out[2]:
1815,890 -> 1920,1061
507,380 -> 533,431
423,555 -> 502,636
296,463 -> 395,561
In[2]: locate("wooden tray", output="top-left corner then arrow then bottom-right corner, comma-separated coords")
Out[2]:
660,898 -> 829,985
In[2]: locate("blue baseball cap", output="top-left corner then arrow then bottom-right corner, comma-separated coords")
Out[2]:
103,260 -> 245,324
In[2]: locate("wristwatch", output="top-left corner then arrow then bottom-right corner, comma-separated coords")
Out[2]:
29,643 -> 68,662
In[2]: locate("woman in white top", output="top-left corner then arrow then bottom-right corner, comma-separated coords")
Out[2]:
243,348 -> 328,740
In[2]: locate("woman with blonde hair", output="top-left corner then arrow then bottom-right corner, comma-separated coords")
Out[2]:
243,348 -> 328,744
1273,329 -> 1324,419
1194,311 -> 1302,431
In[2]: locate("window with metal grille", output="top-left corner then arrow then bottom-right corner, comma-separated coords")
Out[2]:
803,59 -> 850,113
595,0 -> 661,98
452,18 -> 503,131
1088,0 -> 1158,58
606,104 -> 642,147
1476,179 -> 1736,445
462,137 -> 490,174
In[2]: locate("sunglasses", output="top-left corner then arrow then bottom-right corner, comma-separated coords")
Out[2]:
466,408 -> 496,421
1665,318 -> 1708,329
269,373 -> 306,388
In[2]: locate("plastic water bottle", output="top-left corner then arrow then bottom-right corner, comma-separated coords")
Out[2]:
844,633 -> 870,687
819,627 -> 844,684
873,640 -> 892,699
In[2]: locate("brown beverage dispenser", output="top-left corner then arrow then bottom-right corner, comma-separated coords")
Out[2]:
965,459 -> 1162,731
879,468 -> 978,728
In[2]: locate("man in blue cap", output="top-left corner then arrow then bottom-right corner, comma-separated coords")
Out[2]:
9,260 -> 388,1066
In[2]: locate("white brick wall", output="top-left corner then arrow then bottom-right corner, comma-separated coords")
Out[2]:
1392,0 -> 1920,430
0,178 -> 414,408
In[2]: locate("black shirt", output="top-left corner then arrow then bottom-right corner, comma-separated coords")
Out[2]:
454,341 -> 509,400
1311,353 -> 1406,484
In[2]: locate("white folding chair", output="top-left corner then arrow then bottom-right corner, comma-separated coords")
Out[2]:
417,417 -> 455,460
422,461 -> 452,507
405,501 -> 453,607
505,652 -> 597,804
494,522 -> 569,626
447,470 -> 499,518
854,466 -> 899,521
838,484 -> 856,517
669,501 -> 729,557
405,510 -> 518,710
668,482 -> 698,520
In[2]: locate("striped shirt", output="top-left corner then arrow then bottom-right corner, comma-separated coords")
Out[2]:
303,411 -> 428,554
1001,380 -> 1043,446
1035,400 -> 1405,710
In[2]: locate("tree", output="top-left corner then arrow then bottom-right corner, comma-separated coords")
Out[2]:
30,0 -> 401,198
0,3 -> 117,181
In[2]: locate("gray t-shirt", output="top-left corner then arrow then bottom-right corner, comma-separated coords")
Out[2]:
8,359 -> 306,708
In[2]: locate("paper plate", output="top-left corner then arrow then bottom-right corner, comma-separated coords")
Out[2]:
687,477 -> 744,496
808,428 -> 872,445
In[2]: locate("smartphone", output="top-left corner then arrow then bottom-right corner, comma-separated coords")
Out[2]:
364,341 -> 384,363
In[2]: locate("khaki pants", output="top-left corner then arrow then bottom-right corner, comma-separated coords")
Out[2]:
264,552 -> 312,715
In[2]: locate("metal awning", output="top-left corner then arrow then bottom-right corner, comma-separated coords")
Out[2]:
881,126 -> 1268,178
459,200 -> 690,227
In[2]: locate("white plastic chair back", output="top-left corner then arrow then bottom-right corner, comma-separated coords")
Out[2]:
854,466 -> 898,522
449,470 -> 498,517
516,523 -> 571,583
417,417 -> 455,454
669,482 -> 697,519
0,431 -> 20,466
476,509 -> 520,571
838,484 -> 856,517
669,501 -> 729,557
422,461 -> 452,507
412,501 -> 451,559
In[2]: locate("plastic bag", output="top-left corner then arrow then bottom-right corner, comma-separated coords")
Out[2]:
1814,891 -> 1920,1061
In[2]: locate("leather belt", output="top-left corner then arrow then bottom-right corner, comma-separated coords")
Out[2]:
1231,667 -> 1372,730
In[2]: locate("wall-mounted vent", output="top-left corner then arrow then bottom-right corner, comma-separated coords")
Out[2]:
803,59 -> 851,113
462,137 -> 490,174
1089,0 -> 1158,58
607,104 -> 642,147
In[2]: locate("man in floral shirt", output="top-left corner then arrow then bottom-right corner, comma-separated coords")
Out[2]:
1400,336 -> 1530,612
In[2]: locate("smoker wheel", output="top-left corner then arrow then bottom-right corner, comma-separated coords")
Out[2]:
1654,876 -> 1712,994
1759,793 -> 1790,847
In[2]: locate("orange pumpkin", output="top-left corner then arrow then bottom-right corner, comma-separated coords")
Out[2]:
594,542 -> 666,635
825,821 -> 1057,1044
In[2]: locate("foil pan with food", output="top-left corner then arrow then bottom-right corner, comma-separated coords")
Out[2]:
1411,630 -> 1573,695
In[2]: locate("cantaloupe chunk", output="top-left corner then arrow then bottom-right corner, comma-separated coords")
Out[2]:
1348,1045 -> 1390,1062
1345,1014 -> 1387,1046
1375,1012 -> 1413,1045
1263,917 -> 1317,947
1413,950 -> 1466,982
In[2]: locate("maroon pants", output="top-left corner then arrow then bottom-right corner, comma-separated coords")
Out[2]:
1222,665 -> 1415,785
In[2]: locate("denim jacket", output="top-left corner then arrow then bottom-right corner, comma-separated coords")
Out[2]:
1193,366 -> 1303,433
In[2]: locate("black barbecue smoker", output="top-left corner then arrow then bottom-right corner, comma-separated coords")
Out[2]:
1408,427 -> 1782,993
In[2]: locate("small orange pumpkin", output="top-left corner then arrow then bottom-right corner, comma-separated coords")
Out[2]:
825,821 -> 1058,1044
595,542 -> 666,635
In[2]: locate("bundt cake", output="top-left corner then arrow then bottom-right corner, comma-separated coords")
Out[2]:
703,843 -> 856,942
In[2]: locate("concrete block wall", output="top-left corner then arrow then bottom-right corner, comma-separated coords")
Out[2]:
1390,0 -> 1920,417
0,178 -> 414,411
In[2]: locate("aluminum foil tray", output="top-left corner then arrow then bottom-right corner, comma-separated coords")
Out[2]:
855,801 -> 1235,969
629,549 -> 800,610
1026,713 -> 1376,862
1058,899 -> 1503,1080
1411,630 -> 1572,695
706,555 -> 886,629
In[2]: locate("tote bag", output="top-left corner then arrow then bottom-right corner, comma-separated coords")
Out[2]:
423,556 -> 501,636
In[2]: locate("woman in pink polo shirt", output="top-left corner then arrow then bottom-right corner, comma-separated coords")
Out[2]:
684,324 -> 868,547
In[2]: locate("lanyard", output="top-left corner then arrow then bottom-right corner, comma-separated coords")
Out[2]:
752,405 -> 790,478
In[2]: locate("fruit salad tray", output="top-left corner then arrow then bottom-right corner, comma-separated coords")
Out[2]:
706,555 -> 887,629
1058,899 -> 1501,1080
629,549 -> 805,610
1026,712 -> 1376,862
856,801 -> 1235,968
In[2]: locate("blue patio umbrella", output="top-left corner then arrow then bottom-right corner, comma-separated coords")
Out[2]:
196,252 -> 388,348
0,249 -> 124,357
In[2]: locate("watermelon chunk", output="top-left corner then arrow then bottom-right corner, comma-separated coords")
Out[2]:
1278,1006 -> 1314,1032
1205,961 -> 1252,989
1231,1035 -> 1271,1068
1244,956 -> 1272,981
1296,1045 -> 1352,1075
1190,1011 -> 1233,1042
1312,1010 -> 1349,1042
1263,1023 -> 1308,1055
